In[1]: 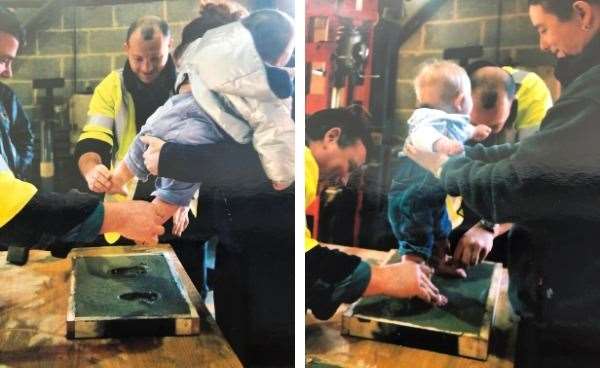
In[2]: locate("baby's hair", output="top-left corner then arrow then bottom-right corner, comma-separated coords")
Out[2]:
241,9 -> 294,65
413,59 -> 470,111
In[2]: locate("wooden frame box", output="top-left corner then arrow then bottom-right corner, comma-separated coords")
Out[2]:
67,251 -> 200,339
341,250 -> 503,360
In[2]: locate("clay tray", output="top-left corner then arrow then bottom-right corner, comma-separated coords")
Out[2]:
342,250 -> 503,360
67,252 -> 199,339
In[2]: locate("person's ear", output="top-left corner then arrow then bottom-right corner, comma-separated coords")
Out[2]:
573,1 -> 593,30
453,93 -> 465,113
324,127 -> 342,146
123,42 -> 129,54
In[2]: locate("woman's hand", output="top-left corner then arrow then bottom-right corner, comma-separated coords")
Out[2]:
140,136 -> 166,176
404,143 -> 449,177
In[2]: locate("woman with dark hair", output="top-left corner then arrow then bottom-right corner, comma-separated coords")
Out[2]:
406,1 -> 600,367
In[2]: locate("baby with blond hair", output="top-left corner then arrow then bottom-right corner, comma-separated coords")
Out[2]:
388,60 -> 490,271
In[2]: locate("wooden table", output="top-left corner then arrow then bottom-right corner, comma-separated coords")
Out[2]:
0,244 -> 242,368
306,245 -> 518,368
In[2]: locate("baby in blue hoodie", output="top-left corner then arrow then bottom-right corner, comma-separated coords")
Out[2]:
388,60 -> 490,269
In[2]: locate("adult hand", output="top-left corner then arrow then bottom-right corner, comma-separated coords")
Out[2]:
454,223 -> 495,266
431,239 -> 467,278
84,164 -> 112,193
404,143 -> 449,177
105,175 -> 129,196
172,206 -> 190,237
102,201 -> 165,244
140,136 -> 166,176
368,261 -> 447,306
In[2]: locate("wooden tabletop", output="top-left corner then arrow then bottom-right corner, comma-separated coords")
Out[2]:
0,244 -> 242,368
306,245 -> 518,368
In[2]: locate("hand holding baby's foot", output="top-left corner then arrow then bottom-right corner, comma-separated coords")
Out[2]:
433,137 -> 464,156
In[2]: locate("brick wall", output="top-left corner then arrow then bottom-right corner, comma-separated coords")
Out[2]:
6,0 -> 250,121
394,0 -> 560,134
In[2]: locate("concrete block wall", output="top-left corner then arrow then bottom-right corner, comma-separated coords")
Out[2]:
5,0 -> 230,121
394,0 -> 560,130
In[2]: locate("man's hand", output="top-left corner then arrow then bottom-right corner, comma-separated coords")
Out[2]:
172,206 -> 190,237
84,164 -> 113,193
404,143 -> 449,177
102,201 -> 165,244
431,239 -> 467,278
454,223 -> 495,266
140,136 -> 166,176
367,261 -> 447,306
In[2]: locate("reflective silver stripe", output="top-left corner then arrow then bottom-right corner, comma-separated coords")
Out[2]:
511,70 -> 529,84
0,155 -> 9,172
115,69 -> 128,154
511,70 -> 529,94
88,115 -> 114,128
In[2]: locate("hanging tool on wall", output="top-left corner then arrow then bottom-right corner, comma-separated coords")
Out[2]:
32,78 -> 64,192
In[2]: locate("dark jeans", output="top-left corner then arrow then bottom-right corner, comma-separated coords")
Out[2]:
387,157 -> 451,260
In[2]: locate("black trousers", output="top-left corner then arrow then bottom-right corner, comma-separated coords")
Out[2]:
212,187 -> 294,367
515,318 -> 600,368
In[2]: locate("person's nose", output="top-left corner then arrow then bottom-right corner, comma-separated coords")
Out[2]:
539,37 -> 550,52
141,59 -> 153,74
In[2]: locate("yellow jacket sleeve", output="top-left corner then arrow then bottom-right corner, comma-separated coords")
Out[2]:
305,147 -> 319,251
0,159 -> 37,228
78,71 -> 120,146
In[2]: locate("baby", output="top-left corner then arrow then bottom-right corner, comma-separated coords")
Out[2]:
406,60 -> 491,155
388,60 -> 491,269
110,9 -> 295,224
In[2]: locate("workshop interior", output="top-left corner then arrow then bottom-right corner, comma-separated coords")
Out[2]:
0,0 -> 596,366
0,0 -> 297,367
304,0 -> 579,367
306,0 -> 559,250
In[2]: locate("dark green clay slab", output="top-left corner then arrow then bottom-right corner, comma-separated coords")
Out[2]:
73,254 -> 190,318
353,256 -> 495,335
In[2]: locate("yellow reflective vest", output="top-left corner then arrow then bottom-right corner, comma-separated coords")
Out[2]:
0,156 -> 37,228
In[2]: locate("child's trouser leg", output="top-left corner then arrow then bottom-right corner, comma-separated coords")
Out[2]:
388,158 -> 448,260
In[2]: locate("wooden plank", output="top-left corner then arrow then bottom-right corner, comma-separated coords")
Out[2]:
342,251 -> 503,360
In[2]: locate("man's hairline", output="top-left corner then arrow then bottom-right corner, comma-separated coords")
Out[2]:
126,27 -> 171,45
